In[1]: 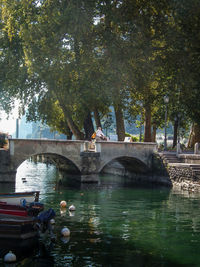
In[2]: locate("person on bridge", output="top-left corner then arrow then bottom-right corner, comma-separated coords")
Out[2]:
95,127 -> 108,141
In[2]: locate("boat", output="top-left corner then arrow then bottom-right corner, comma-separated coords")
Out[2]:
0,203 -> 28,217
0,207 -> 56,240
0,214 -> 38,239
0,191 -> 55,241
0,202 -> 44,217
0,191 -> 40,205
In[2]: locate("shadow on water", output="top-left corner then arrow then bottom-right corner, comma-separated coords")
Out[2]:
58,173 -> 171,199
0,238 -> 55,267
0,182 -> 15,193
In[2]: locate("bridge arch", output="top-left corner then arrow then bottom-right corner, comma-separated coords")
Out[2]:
31,153 -> 81,174
9,139 -> 83,173
100,156 -> 150,174
14,152 -> 81,174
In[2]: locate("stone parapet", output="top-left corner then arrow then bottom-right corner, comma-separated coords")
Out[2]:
178,154 -> 200,164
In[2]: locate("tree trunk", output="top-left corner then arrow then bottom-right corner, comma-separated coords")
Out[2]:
144,104 -> 152,142
187,123 -> 200,148
173,119 -> 178,148
66,125 -> 73,140
66,115 -> 84,140
59,103 -> 84,140
152,124 -> 156,142
83,111 -> 94,140
94,107 -> 102,129
114,105 -> 125,141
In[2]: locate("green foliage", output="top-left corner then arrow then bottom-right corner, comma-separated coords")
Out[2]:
0,0 -> 200,140
0,133 -> 7,148
0,139 -> 6,148
125,132 -> 140,142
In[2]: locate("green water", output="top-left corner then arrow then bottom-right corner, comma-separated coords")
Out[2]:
1,160 -> 200,266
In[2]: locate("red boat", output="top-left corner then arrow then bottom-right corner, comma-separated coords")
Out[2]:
0,202 -> 44,217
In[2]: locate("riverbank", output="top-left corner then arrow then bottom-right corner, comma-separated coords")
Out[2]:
158,152 -> 200,192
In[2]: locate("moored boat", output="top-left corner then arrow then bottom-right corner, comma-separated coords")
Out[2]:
0,202 -> 44,217
0,191 -> 40,205
0,207 -> 56,240
0,203 -> 28,217
0,214 -> 37,239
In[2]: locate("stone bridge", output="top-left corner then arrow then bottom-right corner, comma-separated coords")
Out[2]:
0,139 -> 157,183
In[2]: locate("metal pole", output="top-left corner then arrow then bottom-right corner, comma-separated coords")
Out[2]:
139,109 -> 143,142
16,119 -> 19,138
139,122 -> 142,142
177,115 -> 180,145
39,126 -> 42,139
164,104 -> 167,151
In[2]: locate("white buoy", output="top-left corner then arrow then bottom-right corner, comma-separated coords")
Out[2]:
69,205 -> 75,211
60,200 -> 67,208
61,227 -> 70,237
50,218 -> 55,225
4,251 -> 17,263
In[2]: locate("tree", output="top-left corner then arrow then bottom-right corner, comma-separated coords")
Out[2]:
1,0 -> 200,146
0,0 -> 111,139
118,0 -> 173,142
163,0 -> 200,147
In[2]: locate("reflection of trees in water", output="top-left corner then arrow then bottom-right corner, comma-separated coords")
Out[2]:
167,188 -> 200,232
0,237 -> 54,266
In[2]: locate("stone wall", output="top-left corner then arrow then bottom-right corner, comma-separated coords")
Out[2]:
0,149 -> 16,182
167,165 -> 200,191
178,154 -> 200,164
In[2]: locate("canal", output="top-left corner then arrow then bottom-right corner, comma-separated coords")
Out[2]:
1,160 -> 200,266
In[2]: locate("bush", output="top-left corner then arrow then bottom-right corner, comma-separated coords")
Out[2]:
125,133 -> 132,137
0,133 -> 8,148
0,139 -> 7,148
125,133 -> 140,142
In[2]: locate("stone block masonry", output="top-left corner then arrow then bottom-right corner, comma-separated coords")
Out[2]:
0,139 -> 157,183
158,152 -> 200,192
0,149 -> 16,182
167,164 -> 200,192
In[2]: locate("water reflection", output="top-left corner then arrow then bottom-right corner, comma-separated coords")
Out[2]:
69,211 -> 75,217
61,236 -> 70,244
0,182 -> 15,192
1,160 -> 200,266
60,207 -> 67,217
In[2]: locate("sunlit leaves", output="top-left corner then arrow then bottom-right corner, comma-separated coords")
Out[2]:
1,0 -> 200,139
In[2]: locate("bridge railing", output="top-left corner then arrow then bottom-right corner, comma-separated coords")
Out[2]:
81,140 -> 158,154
